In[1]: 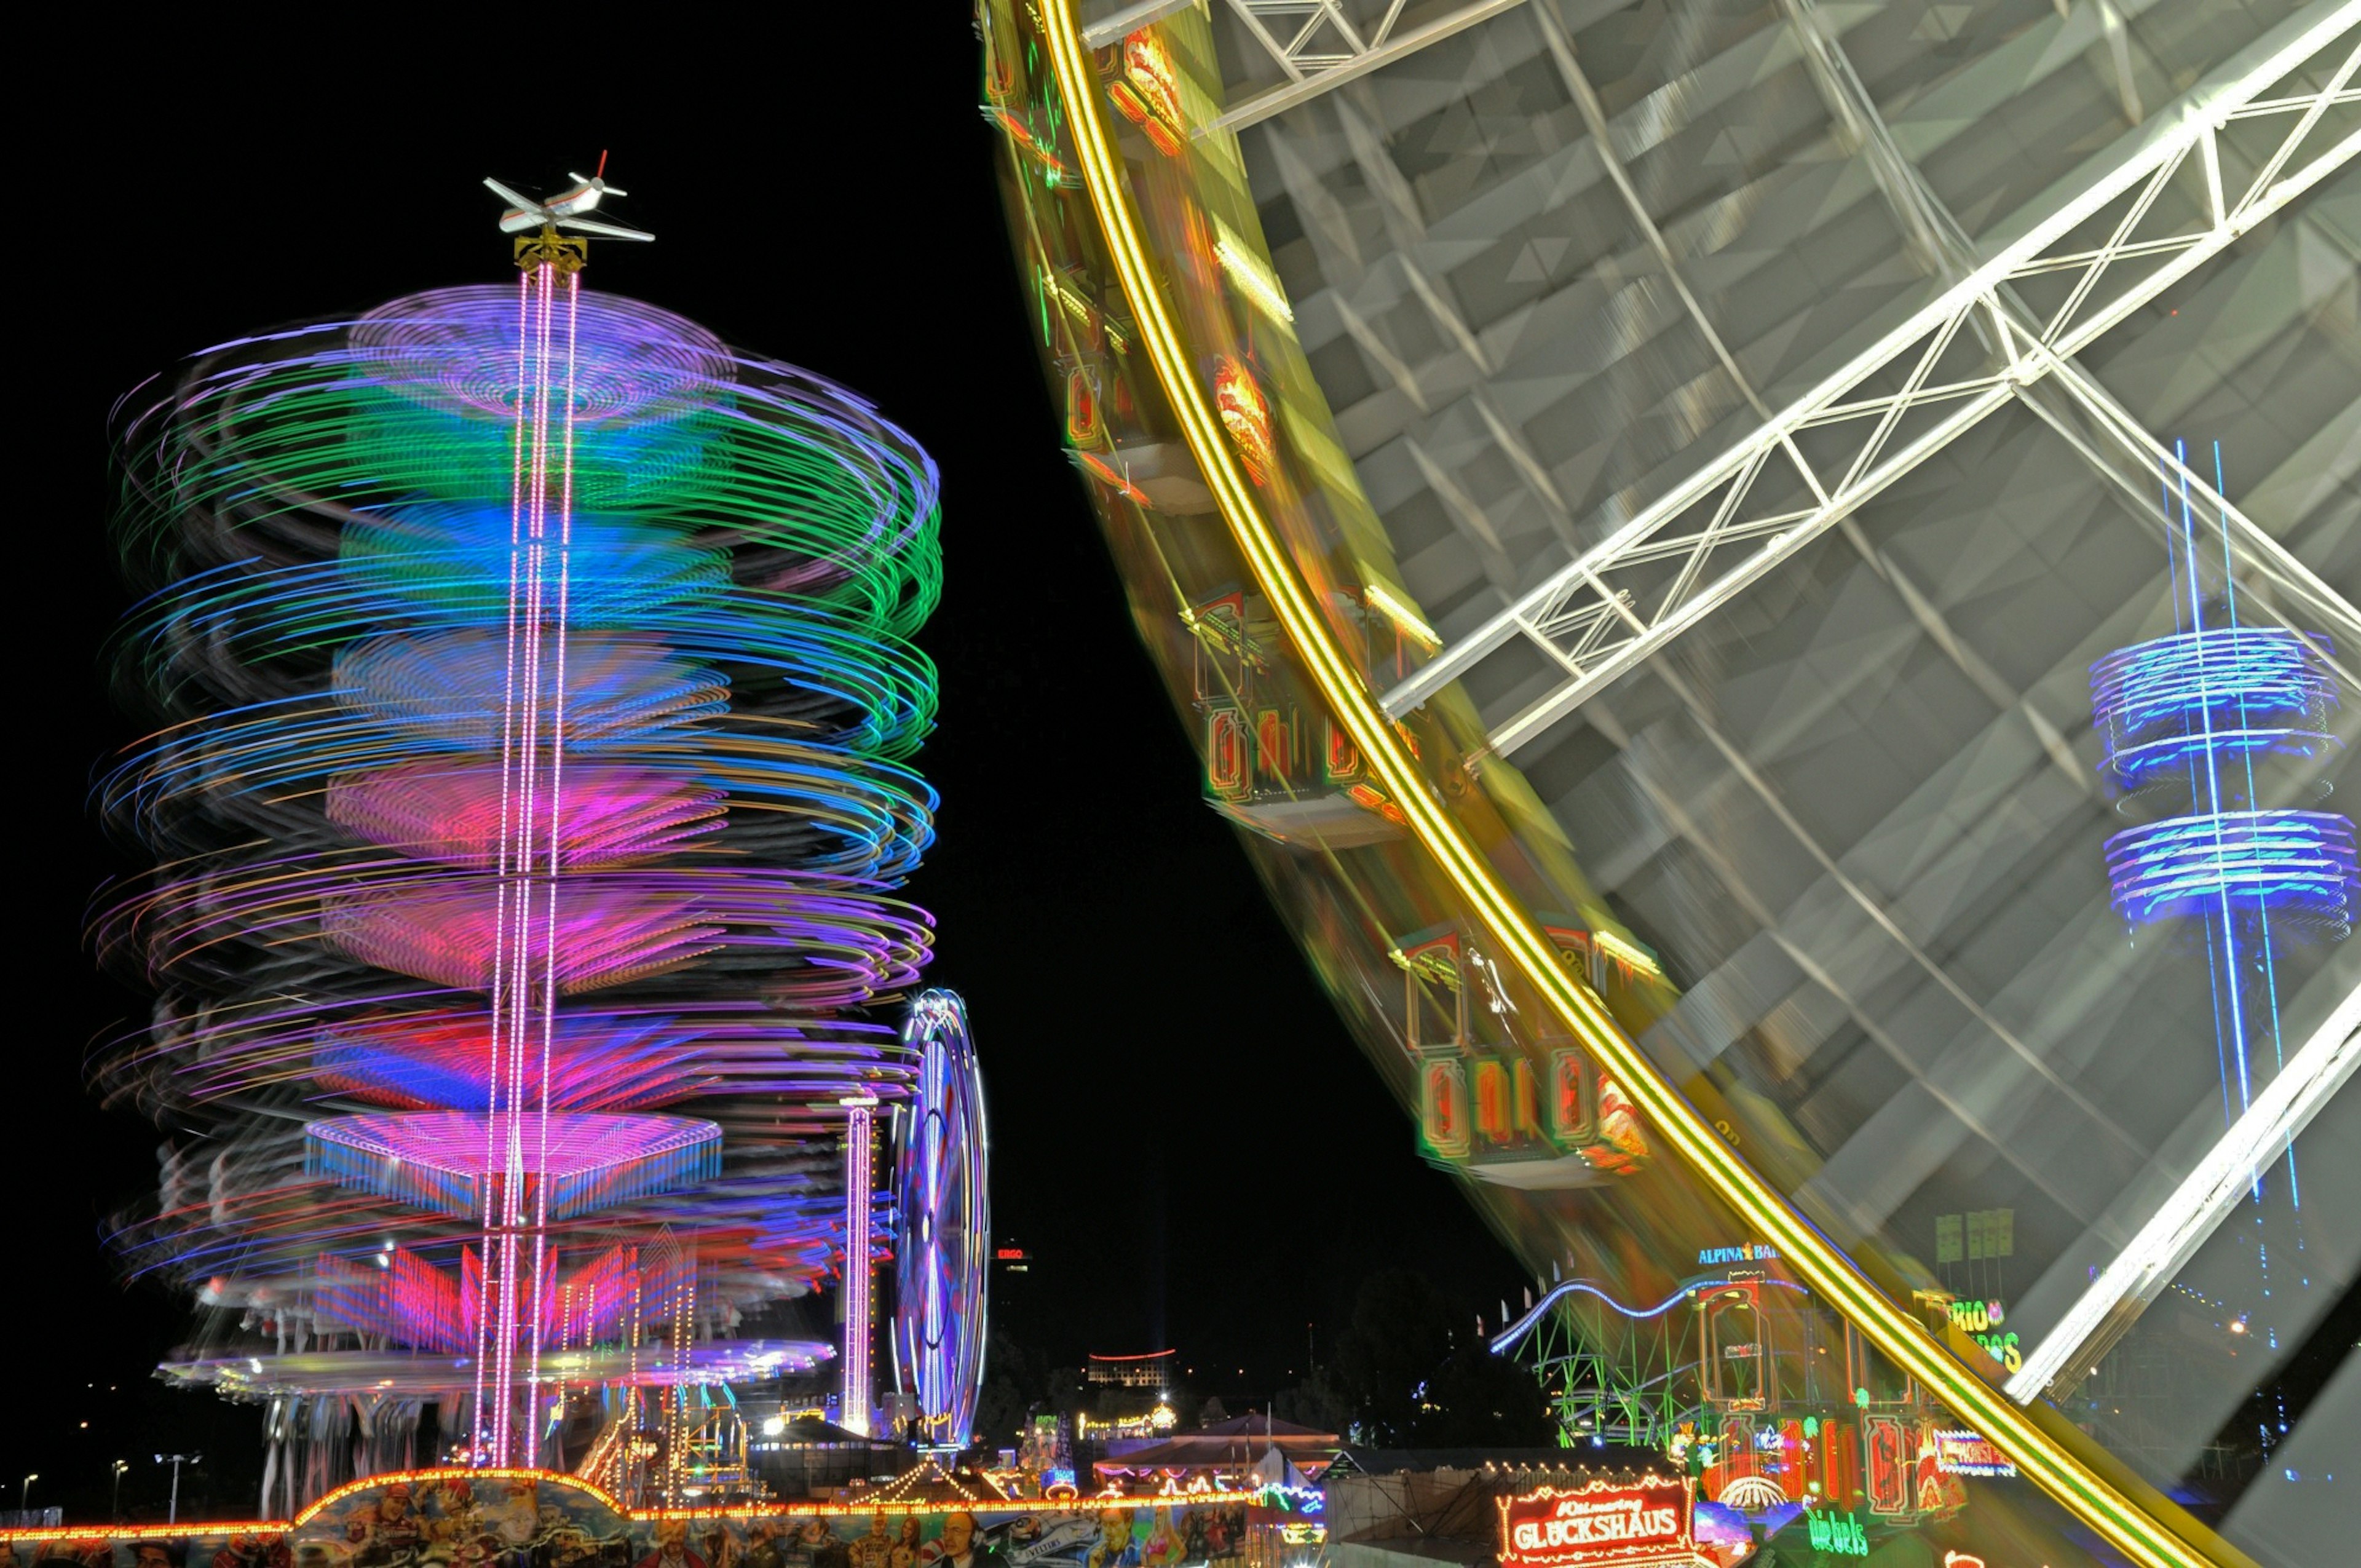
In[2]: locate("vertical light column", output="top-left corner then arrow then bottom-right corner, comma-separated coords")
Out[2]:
2041,446 -> 2354,1416
476,244 -> 579,1468
840,1093 -> 878,1436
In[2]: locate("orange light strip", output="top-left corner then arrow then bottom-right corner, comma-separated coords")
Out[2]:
1031,4 -> 2241,1565
0,1523 -> 286,1544
293,1469 -> 622,1527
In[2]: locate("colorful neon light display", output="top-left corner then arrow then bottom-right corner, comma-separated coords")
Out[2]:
2103,811 -> 2357,927
2091,627 -> 2341,793
1803,1508 -> 1869,1556
1495,1478 -> 1696,1568
101,232 -> 944,1500
893,991 -> 989,1451
2083,446 -> 2352,1457
1930,1430 -> 2016,1479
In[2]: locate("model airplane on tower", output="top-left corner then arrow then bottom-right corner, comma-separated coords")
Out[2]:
485,151 -> 653,242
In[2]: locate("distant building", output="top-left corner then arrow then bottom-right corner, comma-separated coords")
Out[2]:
1086,1350 -> 1177,1390
746,1416 -> 914,1502
1097,1414 -> 1340,1491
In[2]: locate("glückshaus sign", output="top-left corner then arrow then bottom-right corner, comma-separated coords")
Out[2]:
1495,1476 -> 1696,1568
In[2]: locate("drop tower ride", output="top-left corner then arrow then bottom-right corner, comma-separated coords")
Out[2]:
98,174 -> 987,1510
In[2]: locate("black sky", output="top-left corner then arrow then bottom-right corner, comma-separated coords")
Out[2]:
14,17 -> 1527,1522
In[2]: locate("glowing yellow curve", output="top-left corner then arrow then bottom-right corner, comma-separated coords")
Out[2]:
1040,4 -> 2245,1563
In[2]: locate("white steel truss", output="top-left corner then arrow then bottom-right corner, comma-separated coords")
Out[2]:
1380,11 -> 2361,759
1080,0 -> 1204,50
2007,984 -> 2361,1404
1203,0 -> 1532,133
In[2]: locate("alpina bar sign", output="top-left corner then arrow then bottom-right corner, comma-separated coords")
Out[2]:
1497,1478 -> 1695,1568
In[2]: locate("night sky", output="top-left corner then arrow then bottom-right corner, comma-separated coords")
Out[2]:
15,20 -> 1528,1523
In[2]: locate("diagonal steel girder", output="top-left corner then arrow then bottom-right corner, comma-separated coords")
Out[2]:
2006,984 -> 2361,1405
1380,9 -> 2361,758
1201,0 -> 1533,134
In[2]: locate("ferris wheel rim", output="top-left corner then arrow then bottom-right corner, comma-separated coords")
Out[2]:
892,989 -> 987,1447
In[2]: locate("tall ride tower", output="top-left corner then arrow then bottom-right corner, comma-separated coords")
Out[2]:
99,177 -> 983,1508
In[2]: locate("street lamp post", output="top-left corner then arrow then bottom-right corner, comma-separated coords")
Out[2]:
18,1474 -> 35,1519
154,1454 -> 200,1526
112,1460 -> 129,1522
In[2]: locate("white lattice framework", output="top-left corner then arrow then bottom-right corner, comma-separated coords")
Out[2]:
1377,12 -> 2361,758
1203,0 -> 1532,132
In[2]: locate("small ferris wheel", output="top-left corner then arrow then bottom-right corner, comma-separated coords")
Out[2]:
893,989 -> 990,1450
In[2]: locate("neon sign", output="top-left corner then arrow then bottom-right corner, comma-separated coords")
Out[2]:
1698,1242 -> 1779,1265
1973,1331 -> 2022,1376
1862,1415 -> 1912,1516
1945,1298 -> 2005,1332
1804,1509 -> 1867,1557
1931,1429 -> 2017,1478
1496,1478 -> 1692,1568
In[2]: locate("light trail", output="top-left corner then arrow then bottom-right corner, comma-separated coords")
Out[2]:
100,272 -> 946,1490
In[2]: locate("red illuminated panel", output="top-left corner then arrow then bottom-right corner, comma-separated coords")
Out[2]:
1474,1058 -> 1511,1142
1421,1058 -> 1469,1158
1495,1477 -> 1692,1568
1864,1414 -> 1912,1516
1256,708 -> 1291,782
1206,708 -> 1248,798
1324,719 -> 1359,783
1066,365 -> 1101,445
1514,1057 -> 1543,1138
1549,1048 -> 1591,1142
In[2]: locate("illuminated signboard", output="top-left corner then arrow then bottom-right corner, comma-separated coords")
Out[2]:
1697,1242 -> 1779,1265
1944,1298 -> 2004,1332
1496,1477 -> 1693,1568
1803,1509 -> 1868,1557
1944,1299 -> 2021,1373
1931,1428 -> 2017,1478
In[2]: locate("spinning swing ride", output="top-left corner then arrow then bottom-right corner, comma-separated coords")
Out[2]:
95,170 -> 990,1510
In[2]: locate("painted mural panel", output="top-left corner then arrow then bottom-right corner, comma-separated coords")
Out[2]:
2,1476 -> 1254,1568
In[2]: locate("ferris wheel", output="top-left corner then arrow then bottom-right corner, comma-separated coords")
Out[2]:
893,989 -> 989,1450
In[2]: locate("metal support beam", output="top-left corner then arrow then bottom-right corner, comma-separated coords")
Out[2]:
2008,984 -> 2361,1403
1381,14 -> 2361,761
2019,349 -> 2361,672
1081,0 -> 1204,49
1203,0 -> 1532,134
